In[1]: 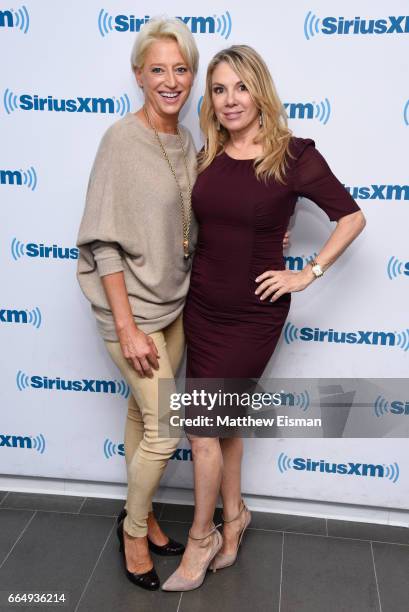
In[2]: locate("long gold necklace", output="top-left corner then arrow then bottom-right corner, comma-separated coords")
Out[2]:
143,106 -> 192,259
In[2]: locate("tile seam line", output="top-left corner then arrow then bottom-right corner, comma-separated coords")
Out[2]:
278,531 -> 284,612
0,506 -> 113,517
76,498 -> 88,514
279,529 -> 409,547
370,541 -> 383,612
0,491 -> 10,506
0,510 -> 37,570
73,519 -> 116,612
176,592 -> 183,612
158,519 -> 409,546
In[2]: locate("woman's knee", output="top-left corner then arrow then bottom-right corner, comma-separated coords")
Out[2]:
138,435 -> 181,462
189,436 -> 220,459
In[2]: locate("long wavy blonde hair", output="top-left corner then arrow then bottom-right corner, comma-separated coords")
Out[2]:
198,45 -> 293,184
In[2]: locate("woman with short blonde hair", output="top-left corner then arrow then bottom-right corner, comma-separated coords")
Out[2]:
130,17 -> 199,75
77,17 -> 200,591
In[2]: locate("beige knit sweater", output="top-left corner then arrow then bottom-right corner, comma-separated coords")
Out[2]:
76,112 -> 198,341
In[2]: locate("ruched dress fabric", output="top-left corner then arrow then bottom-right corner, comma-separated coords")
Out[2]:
183,137 -> 361,385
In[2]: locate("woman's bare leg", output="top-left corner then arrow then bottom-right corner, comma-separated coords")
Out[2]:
219,437 -> 248,554
173,436 -> 223,579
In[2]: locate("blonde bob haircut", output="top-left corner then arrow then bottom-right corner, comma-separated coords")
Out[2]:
198,45 -> 293,184
130,17 -> 199,76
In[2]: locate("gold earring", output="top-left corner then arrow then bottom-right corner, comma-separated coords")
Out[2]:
259,112 -> 263,127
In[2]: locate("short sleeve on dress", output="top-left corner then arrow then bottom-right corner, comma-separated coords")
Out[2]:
289,137 -> 361,222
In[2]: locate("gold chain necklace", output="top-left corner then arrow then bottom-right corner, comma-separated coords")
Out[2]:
143,106 -> 192,259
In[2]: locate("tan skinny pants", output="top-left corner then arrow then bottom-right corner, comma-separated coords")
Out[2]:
104,314 -> 184,537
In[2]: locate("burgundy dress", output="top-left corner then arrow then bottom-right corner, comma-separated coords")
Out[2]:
183,138 -> 361,380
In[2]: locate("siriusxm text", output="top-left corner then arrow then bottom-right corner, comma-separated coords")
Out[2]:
12,95 -> 119,113
29,376 -> 120,393
1,310 -> 30,324
109,15 -> 216,33
1,170 -> 23,185
388,401 -> 409,415
344,184 -> 409,201
22,244 -> 78,260
321,16 -> 409,36
293,458 -> 386,477
0,434 -> 31,449
300,328 -> 396,346
171,449 -> 193,461
0,10 -> 13,27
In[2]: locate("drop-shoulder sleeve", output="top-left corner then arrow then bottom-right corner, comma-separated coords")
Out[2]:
76,124 -> 125,277
289,137 -> 361,222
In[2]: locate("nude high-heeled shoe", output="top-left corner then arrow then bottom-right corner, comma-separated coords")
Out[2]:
209,500 -> 251,571
161,523 -> 223,591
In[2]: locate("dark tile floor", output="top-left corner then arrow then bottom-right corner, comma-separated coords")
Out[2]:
0,491 -> 408,612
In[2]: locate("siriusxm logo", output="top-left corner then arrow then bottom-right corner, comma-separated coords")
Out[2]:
171,448 -> 192,461
284,322 -> 409,351
285,253 -> 317,271
343,184 -> 409,201
304,13 -> 409,40
16,371 -> 130,397
0,167 -> 37,190
3,89 -> 130,116
289,391 -> 309,411
104,440 -> 192,461
278,453 -> 400,482
98,10 -> 232,39
197,96 -> 330,123
374,396 -> 409,417
284,99 -> 331,124
104,439 -> 125,459
386,256 -> 409,280
0,6 -> 30,33
0,432 -> 45,454
11,238 -> 79,261
0,307 -> 41,328
404,101 -> 409,126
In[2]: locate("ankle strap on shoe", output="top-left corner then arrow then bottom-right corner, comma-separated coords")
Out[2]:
188,522 -> 222,541
222,499 -> 247,523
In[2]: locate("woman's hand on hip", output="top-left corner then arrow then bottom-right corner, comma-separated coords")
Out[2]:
255,267 -> 314,302
117,322 -> 160,378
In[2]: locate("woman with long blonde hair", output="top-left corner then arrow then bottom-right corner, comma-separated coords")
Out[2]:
162,45 -> 365,591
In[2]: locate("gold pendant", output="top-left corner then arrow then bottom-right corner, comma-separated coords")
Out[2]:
183,239 -> 190,259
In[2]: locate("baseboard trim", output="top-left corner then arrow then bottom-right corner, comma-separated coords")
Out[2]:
1,474 -> 407,528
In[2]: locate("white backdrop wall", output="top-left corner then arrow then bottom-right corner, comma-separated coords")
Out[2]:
1,1 -> 408,510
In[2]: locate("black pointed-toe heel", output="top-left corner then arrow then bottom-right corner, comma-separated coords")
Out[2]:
117,508 -> 185,556
148,537 -> 185,556
116,519 -> 160,591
